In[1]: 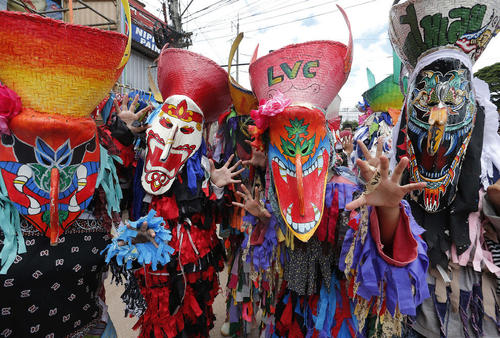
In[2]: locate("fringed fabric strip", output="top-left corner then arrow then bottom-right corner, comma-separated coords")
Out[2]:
339,200 -> 430,336
96,145 -> 123,217
102,209 -> 174,270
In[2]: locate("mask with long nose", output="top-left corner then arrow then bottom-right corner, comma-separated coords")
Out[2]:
268,106 -> 330,241
406,58 -> 476,212
142,95 -> 203,195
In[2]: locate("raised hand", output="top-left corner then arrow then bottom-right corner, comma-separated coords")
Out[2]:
242,139 -> 266,168
113,94 -> 153,134
342,135 -> 354,156
346,156 -> 426,210
232,184 -> 271,220
209,154 -> 245,187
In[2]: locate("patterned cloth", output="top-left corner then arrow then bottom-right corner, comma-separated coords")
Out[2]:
0,219 -> 110,337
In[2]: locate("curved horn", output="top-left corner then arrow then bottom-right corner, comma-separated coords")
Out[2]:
228,33 -> 258,115
337,5 -> 353,79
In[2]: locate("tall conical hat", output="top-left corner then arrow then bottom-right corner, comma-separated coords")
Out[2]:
249,5 -> 352,111
157,48 -> 231,123
0,10 -> 130,246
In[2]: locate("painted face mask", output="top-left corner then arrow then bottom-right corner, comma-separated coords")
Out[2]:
268,106 -> 330,240
406,58 -> 476,212
141,48 -> 231,195
249,5 -> 352,241
0,10 -> 130,244
142,96 -> 203,195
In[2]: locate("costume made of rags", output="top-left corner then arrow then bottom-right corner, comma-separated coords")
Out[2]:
222,6 -> 430,337
0,9 -> 131,337
389,0 -> 500,336
104,48 -> 231,338
210,33 -> 270,337
351,53 -> 405,166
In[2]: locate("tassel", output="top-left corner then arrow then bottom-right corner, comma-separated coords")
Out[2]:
96,145 -> 123,216
0,193 -> 26,274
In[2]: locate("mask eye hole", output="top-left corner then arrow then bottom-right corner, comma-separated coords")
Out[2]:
180,126 -> 194,134
160,117 -> 173,129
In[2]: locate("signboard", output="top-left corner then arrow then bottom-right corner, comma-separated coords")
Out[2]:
132,24 -> 161,54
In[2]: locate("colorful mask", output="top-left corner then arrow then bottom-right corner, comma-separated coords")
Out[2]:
406,58 -> 476,212
268,106 -> 330,240
142,48 -> 231,195
0,11 -> 130,244
249,5 -> 352,241
389,0 -> 499,213
142,95 -> 203,195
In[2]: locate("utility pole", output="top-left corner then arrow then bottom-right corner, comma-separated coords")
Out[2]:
168,0 -> 182,32
155,0 -> 192,49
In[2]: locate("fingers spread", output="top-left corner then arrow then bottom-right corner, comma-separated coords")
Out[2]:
376,137 -> 384,158
356,159 -> 375,182
113,99 -> 121,113
224,154 -> 235,168
232,168 -> 245,177
379,156 -> 389,179
358,140 -> 371,160
229,159 -> 242,171
391,157 -> 408,183
232,201 -> 245,208
121,94 -> 129,110
402,182 -> 426,194
346,195 -> 366,210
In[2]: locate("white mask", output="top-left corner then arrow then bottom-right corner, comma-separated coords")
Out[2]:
142,95 -> 203,195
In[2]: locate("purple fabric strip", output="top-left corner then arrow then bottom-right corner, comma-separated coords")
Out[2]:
340,200 -> 430,316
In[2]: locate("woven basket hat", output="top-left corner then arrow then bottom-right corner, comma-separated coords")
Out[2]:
157,48 -> 231,123
389,0 -> 500,71
0,11 -> 128,245
249,5 -> 353,111
0,11 -> 128,117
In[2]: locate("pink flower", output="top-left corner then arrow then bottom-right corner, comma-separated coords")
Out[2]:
250,91 -> 291,131
0,85 -> 22,135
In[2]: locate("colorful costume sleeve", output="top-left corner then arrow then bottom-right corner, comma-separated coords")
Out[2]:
340,199 -> 429,334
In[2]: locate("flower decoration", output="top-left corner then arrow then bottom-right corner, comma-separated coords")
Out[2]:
0,85 -> 22,135
102,209 -> 174,270
249,91 -> 291,150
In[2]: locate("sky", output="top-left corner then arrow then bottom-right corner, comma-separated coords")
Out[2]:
142,0 -> 499,110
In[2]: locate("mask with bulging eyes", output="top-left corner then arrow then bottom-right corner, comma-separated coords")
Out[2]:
142,95 -> 204,195
406,58 -> 476,212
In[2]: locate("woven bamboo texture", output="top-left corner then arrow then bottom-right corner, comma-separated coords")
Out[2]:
0,11 -> 128,117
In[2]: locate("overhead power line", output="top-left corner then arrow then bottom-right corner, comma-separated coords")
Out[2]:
192,0 -> 378,43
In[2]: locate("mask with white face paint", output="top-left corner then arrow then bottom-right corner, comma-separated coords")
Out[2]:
142,95 -> 204,195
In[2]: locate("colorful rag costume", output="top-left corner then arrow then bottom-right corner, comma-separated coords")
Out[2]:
109,48 -> 231,338
0,8 -> 131,336
222,6 -> 430,337
352,53 -> 405,165
389,0 -> 500,336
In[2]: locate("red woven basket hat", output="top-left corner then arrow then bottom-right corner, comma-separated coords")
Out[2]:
249,5 -> 353,110
157,48 -> 231,123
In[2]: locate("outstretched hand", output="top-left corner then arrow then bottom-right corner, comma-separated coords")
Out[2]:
113,94 -> 153,134
242,140 -> 266,168
232,184 -> 271,220
342,135 -> 354,156
346,156 -> 426,210
209,154 -> 245,187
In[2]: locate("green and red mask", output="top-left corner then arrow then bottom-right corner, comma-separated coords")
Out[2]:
248,5 -> 352,241
268,106 -> 330,241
